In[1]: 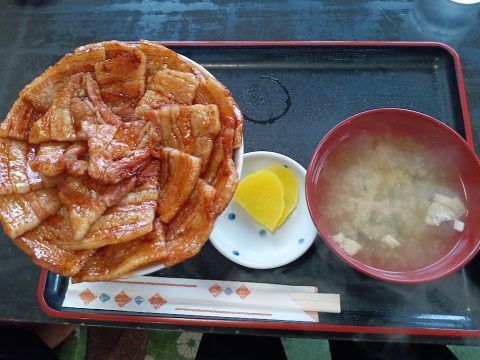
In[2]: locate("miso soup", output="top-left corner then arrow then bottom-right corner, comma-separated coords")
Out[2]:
317,133 -> 466,271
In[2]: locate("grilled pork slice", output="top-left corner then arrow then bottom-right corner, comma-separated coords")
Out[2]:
0,99 -> 42,141
61,142 -> 89,176
55,161 -> 159,250
103,41 -> 138,58
72,218 -> 166,283
85,120 -> 158,184
194,77 -> 243,149
69,72 -> 122,131
75,40 -> 137,58
28,83 -> 77,143
58,176 -> 136,241
30,142 -> 71,176
140,104 -> 220,171
154,147 -> 201,224
201,125 -> 238,214
94,43 -> 146,119
136,70 -> 200,111
211,158 -> 238,215
202,123 -> 235,183
30,142 -> 88,177
0,139 -> 55,194
162,180 -> 216,267
29,73 -> 121,144
20,47 -> 106,113
0,188 -> 61,238
13,208 -> 95,277
139,40 -> 195,76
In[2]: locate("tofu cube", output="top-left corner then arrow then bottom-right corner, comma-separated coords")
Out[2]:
332,232 -> 362,256
381,234 -> 401,249
425,202 -> 456,226
433,193 -> 466,218
453,219 -> 465,232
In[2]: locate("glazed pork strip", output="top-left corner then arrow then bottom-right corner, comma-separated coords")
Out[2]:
29,73 -> 121,144
30,142 -> 88,177
139,40 -> 195,76
194,77 -> 243,149
20,47 -> 106,113
0,188 -> 61,238
139,104 -> 220,172
211,158 -> 238,215
54,161 -> 159,250
58,175 -> 136,241
30,142 -> 71,176
85,120 -> 158,184
0,139 -> 56,195
153,147 -> 202,224
14,208 -> 95,277
162,180 -> 216,267
0,98 -> 42,141
94,43 -> 146,120
137,69 -> 200,110
201,125 -> 237,215
72,218 -> 166,283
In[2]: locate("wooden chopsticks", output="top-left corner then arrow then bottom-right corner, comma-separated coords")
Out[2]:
289,293 -> 341,313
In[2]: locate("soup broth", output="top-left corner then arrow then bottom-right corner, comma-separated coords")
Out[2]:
317,132 -> 466,271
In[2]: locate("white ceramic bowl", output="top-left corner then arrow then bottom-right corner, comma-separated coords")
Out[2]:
209,151 -> 317,269
127,55 -> 243,277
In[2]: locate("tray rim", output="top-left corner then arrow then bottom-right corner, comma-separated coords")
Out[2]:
38,40 -> 478,337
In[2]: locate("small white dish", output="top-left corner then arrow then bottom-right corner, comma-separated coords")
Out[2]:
210,151 -> 317,269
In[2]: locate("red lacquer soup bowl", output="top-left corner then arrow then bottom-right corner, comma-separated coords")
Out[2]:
306,108 -> 480,283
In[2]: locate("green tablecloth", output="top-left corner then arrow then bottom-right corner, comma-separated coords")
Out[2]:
56,327 -> 480,360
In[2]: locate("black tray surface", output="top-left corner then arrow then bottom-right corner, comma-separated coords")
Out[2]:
44,45 -> 480,335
